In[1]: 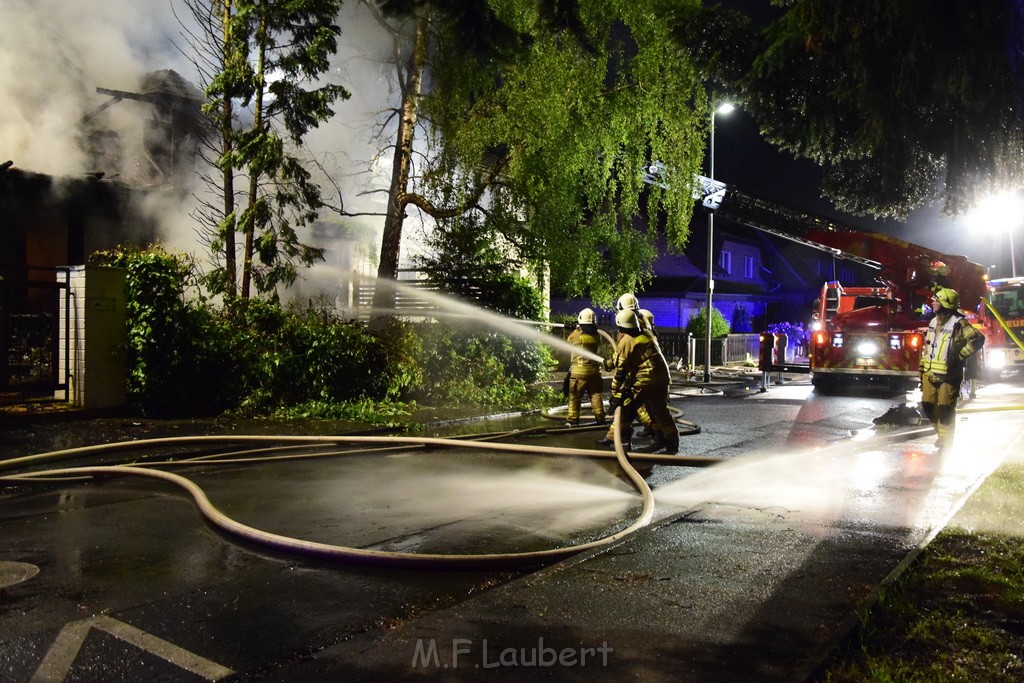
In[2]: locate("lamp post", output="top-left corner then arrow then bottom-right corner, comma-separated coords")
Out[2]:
1012,232 -> 1018,278
704,101 -> 734,383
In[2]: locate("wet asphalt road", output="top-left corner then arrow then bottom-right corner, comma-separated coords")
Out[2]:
1,375 -> 1010,681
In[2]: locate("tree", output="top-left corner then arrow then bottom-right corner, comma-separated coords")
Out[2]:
185,0 -> 350,299
413,212 -> 544,320
740,0 -> 1024,219
368,0 -> 710,306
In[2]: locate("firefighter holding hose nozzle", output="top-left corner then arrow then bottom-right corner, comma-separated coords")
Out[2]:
597,308 -> 678,454
565,308 -> 606,427
919,287 -> 984,449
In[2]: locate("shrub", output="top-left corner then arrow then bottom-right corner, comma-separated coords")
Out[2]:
412,326 -> 543,408
91,245 -> 551,417
230,302 -> 422,415
767,321 -> 808,345
685,306 -> 731,339
90,246 -> 237,416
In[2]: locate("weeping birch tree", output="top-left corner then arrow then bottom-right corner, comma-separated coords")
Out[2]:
369,0 -> 709,306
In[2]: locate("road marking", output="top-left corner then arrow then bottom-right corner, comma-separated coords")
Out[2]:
31,615 -> 234,682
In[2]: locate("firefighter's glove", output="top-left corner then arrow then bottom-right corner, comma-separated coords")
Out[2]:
609,392 -> 632,411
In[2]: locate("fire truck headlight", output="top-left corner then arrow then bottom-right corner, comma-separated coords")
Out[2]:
988,350 -> 1008,369
856,341 -> 879,357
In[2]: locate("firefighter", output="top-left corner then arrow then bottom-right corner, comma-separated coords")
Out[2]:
596,309 -> 678,454
616,293 -> 640,314
565,308 -> 606,427
636,308 -> 666,438
602,295 -> 656,439
919,287 -> 985,448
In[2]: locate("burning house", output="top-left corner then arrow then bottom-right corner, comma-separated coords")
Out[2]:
1,69 -> 206,404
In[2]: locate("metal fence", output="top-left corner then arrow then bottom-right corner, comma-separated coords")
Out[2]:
1,267 -> 70,398
657,332 -> 761,368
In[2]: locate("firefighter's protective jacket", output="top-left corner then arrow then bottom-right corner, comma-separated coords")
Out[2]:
610,331 -> 669,401
919,311 -> 985,381
568,328 -> 602,378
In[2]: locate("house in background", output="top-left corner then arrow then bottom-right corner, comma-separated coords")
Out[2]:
550,206 -> 879,336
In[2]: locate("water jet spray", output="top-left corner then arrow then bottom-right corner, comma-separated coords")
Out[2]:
364,277 -> 601,362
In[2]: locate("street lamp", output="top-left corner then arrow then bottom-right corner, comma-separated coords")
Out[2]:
704,101 -> 734,382
967,190 -> 1023,278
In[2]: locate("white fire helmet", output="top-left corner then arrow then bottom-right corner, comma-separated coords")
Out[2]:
615,293 -> 640,311
615,309 -> 640,330
639,308 -> 654,328
577,308 -> 596,325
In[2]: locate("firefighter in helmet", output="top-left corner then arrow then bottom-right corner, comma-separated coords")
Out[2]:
601,295 -> 657,440
597,308 -> 678,454
919,287 -> 984,448
565,307 -> 606,427
635,308 -> 667,438
616,292 -> 640,313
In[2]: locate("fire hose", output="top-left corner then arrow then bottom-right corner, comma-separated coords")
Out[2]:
0,411 -> 717,570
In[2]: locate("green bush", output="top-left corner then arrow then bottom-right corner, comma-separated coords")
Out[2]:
413,326 -> 538,408
90,246 -> 237,416
230,303 -> 422,415
685,306 -> 731,339
91,245 -> 553,418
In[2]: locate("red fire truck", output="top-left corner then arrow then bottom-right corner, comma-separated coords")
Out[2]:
690,175 -> 988,391
977,277 -> 1024,378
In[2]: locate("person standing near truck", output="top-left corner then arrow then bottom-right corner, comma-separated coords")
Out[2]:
919,287 -> 985,448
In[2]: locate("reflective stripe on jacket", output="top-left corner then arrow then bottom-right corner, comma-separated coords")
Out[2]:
920,312 -> 985,378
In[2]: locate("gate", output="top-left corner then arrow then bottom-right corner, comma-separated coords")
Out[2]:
1,267 -> 70,400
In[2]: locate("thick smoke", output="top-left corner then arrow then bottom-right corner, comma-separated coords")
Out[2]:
0,0 -> 406,289
0,0 -> 188,176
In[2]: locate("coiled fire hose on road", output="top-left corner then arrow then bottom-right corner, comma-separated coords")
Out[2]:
4,397 -> 1020,568
0,409 -> 689,569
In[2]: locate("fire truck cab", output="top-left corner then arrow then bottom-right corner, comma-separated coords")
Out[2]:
978,277 -> 1024,377
807,281 -> 925,392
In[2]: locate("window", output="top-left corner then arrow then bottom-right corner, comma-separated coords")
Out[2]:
720,250 -> 732,274
743,255 -> 755,278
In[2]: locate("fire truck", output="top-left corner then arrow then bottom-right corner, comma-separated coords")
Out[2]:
689,175 -> 988,391
977,277 -> 1024,378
